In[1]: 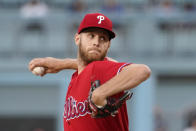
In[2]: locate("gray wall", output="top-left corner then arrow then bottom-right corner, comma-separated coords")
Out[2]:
1,3 -> 196,130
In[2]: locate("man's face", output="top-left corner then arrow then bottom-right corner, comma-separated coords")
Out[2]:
76,28 -> 111,64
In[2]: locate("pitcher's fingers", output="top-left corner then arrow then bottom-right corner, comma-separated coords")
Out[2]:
40,72 -> 46,77
45,68 -> 54,74
29,63 -> 35,71
29,58 -> 44,71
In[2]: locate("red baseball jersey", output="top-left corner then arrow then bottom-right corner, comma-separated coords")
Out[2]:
64,60 -> 130,131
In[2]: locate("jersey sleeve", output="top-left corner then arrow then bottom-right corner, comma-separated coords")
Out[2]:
91,60 -> 130,83
91,60 -> 131,97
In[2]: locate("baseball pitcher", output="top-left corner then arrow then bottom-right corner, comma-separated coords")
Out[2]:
29,13 -> 151,131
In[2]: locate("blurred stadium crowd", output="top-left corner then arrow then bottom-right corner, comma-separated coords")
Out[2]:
0,0 -> 196,131
0,0 -> 196,59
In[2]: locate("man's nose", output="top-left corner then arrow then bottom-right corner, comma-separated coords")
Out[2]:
92,36 -> 99,46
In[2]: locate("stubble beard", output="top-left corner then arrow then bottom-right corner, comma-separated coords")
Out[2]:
78,41 -> 107,65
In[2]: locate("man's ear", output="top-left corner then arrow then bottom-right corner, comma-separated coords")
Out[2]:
75,33 -> 80,46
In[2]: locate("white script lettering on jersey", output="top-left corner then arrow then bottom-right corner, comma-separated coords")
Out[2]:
97,15 -> 105,24
64,96 -> 91,121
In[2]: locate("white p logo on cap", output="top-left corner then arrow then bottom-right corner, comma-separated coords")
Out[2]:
97,15 -> 105,24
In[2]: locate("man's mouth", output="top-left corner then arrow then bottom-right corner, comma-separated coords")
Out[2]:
88,48 -> 101,54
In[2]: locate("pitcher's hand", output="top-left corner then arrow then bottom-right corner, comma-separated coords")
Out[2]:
29,57 -> 65,76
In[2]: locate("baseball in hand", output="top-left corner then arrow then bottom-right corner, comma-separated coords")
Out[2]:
32,67 -> 45,76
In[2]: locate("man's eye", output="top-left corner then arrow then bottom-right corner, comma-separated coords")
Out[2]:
89,34 -> 94,38
100,37 -> 106,41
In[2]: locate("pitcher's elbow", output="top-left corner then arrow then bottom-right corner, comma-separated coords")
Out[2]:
141,64 -> 151,80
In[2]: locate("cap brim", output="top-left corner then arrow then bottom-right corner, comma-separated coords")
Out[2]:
108,31 -> 115,39
79,27 -> 115,40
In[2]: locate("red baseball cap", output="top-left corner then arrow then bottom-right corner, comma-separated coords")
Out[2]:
78,13 -> 115,39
